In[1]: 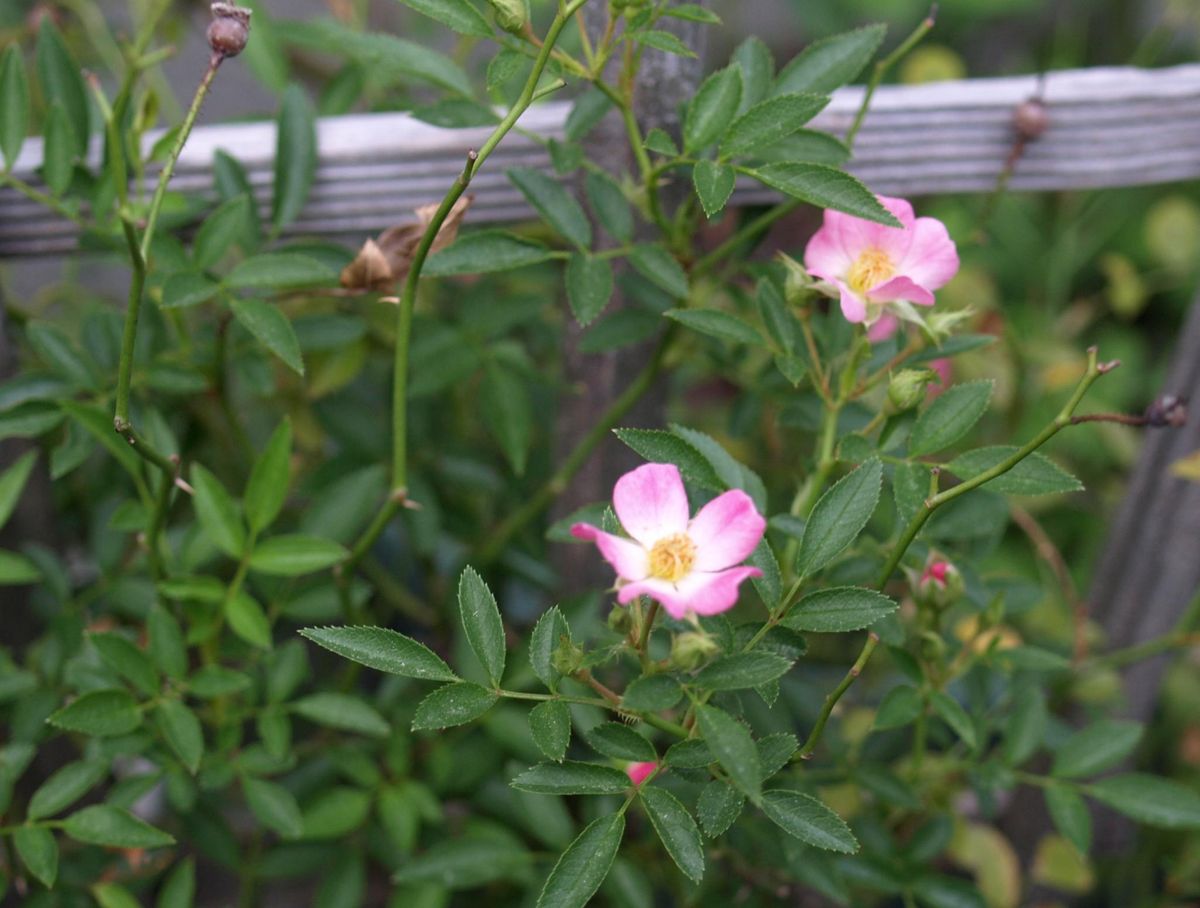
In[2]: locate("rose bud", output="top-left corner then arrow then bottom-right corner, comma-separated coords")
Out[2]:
626,761 -> 658,785
915,557 -> 963,610
888,368 -> 938,413
207,3 -> 251,59
669,631 -> 720,671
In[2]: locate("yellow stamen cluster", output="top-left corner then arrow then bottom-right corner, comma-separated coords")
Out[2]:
648,533 -> 696,582
847,247 -> 895,294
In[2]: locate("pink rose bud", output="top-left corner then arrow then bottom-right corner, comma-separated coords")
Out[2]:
916,557 -> 963,610
626,761 -> 658,786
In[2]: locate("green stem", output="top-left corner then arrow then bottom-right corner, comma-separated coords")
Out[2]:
844,8 -> 938,148
798,633 -> 880,758
474,326 -> 675,565
0,174 -> 85,224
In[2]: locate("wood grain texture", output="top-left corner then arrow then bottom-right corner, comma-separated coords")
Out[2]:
3,64 -> 1199,255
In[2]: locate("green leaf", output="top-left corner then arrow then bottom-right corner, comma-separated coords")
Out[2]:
795,459 -> 882,577
458,566 -> 506,686
148,604 -> 187,680
1052,720 -> 1143,779
36,19 -> 89,155
155,700 -> 204,774
911,876 -> 987,908
698,781 -> 744,837
930,692 -> 976,750
397,0 -> 492,36
512,761 -> 631,796
62,805 -> 175,848
1088,774 -> 1200,829
394,836 -> 531,889
301,787 -> 372,840
226,591 -> 273,649
249,534 -> 347,576
160,273 -> 220,309
892,461 -> 930,526
0,46 -> 30,170
1045,784 -> 1091,853
634,30 -> 697,58
300,626 -> 458,682
425,230 -> 555,275
627,244 -> 689,299
665,308 -> 762,345
774,24 -> 886,94
158,858 -> 196,908
508,167 -> 591,249
48,690 -> 141,737
643,127 -> 679,156
482,363 -> 532,476
760,790 -> 858,853
244,776 -> 304,839
58,401 -> 139,481
696,705 -> 761,803
622,674 -> 682,712
412,682 -> 497,730
14,825 -> 57,888
685,65 -> 742,152
722,92 -> 830,157
225,253 -> 336,290
41,103 -> 75,195
566,254 -> 614,327
1003,686 -> 1047,766
27,760 -> 107,820
244,419 -> 292,533
908,381 -> 994,457
536,813 -> 624,908
694,652 -> 793,690
784,586 -> 896,633
0,549 -> 40,584
585,723 -> 656,762
640,786 -> 705,882
230,297 -> 305,376
564,88 -> 612,141
612,428 -> 722,490
873,685 -> 922,730
665,4 -> 721,23
272,84 -> 317,229
732,36 -> 775,111
529,606 -> 568,691
692,160 -> 736,218
0,443 -> 36,527
529,700 -> 571,762
89,632 -> 158,696
190,464 -> 245,557
584,171 -> 633,242
748,162 -> 900,226
194,195 -> 254,269
946,447 -> 1084,496
292,692 -> 389,738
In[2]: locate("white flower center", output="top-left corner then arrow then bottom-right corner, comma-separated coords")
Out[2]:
648,533 -> 695,582
848,247 -> 895,294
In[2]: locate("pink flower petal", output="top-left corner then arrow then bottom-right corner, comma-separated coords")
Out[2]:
867,313 -> 900,342
868,275 -> 936,307
612,463 -> 690,547
832,279 -> 868,323
803,221 -> 852,282
896,216 -> 959,290
571,523 -> 648,582
688,490 -> 766,572
618,567 -> 762,619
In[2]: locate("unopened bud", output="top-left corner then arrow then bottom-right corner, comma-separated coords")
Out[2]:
207,3 -> 251,58
669,631 -> 719,671
625,761 -> 658,785
486,0 -> 528,32
888,368 -> 937,412
550,637 -> 584,676
914,557 -> 963,610
777,253 -> 819,304
1144,394 -> 1187,428
1013,97 -> 1049,142
607,604 -> 633,635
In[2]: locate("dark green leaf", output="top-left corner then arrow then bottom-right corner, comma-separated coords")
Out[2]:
425,230 -> 555,275
458,566 -> 506,686
761,789 -> 858,853
665,308 -> 762,345
566,254 -> 614,327
930,692 -> 976,750
244,776 -> 304,839
873,685 -> 922,730
509,167 -> 591,249
585,723 -> 656,762
230,298 -> 305,375
946,447 -> 1084,496
643,127 -> 679,156
622,674 -> 682,712
697,781 -> 744,837
226,591 -> 273,649
529,700 -> 571,762
641,786 -> 705,882
481,363 -> 532,475
892,461 -> 930,526
14,825 -> 57,888
194,195 -> 254,268
512,761 -> 631,796
412,682 -> 497,730
1045,784 -> 1091,853
564,88 -> 612,141
694,652 -> 793,690
225,253 -> 336,290
397,0 -> 492,36
301,787 -> 372,840
156,700 -> 204,774
635,30 -> 697,58
158,858 -> 196,908
190,464 -> 245,557
36,19 -> 89,154
908,381 -> 994,457
89,631 -> 158,696
628,244 -> 688,299
1053,720 -> 1143,779
394,836 -> 531,889
292,692 -> 389,738
685,65 -> 742,151
41,103 -> 75,195
795,459 -> 882,576
784,586 -> 896,633
0,46 -> 30,170
27,760 -> 107,820
528,607 -> 568,691
244,419 -> 292,533
1003,686 -> 1046,766
160,273 -> 220,309
301,626 -> 458,681
48,689 -> 141,737
272,84 -> 317,229
696,705 -> 761,803
148,604 -> 187,680
748,163 -> 900,226
774,24 -> 886,94
62,805 -> 175,848
692,160 -> 736,218
584,171 -> 633,241
537,813 -> 624,908
722,92 -> 830,157
613,428 -> 722,490
249,535 -> 348,576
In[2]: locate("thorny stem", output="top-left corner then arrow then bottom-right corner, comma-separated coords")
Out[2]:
795,348 -> 1115,759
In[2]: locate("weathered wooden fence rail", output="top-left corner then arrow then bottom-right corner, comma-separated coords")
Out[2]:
2,63 -> 1200,256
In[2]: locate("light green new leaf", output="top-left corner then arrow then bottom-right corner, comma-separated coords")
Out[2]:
225,253 -> 336,290
248,535 -> 348,576
795,459 -> 882,577
300,626 -> 459,682
458,566 -> 506,686
1088,774 -> 1200,829
0,450 -> 36,533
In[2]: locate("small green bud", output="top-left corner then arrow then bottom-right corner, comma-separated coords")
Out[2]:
607,604 -> 633,635
778,253 -> 818,305
914,556 -> 964,611
668,631 -> 719,672
550,637 -> 584,676
888,368 -> 937,412
486,0 -> 528,33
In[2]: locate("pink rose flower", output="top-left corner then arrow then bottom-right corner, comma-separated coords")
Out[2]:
626,761 -> 658,786
804,195 -> 959,329
571,463 -> 766,620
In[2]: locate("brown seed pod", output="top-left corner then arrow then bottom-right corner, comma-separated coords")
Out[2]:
1013,97 -> 1049,142
207,3 -> 252,58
